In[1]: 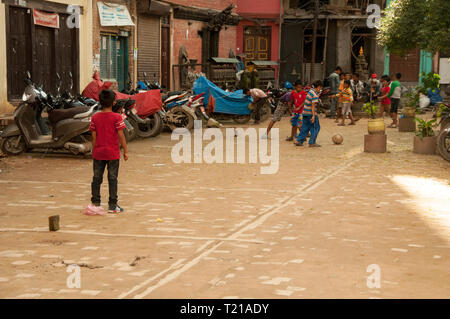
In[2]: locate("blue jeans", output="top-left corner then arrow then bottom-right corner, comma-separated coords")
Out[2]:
297,115 -> 320,145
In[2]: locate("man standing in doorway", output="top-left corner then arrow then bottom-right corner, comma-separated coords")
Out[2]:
328,66 -> 342,119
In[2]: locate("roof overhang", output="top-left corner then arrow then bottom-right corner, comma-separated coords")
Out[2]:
138,0 -> 171,17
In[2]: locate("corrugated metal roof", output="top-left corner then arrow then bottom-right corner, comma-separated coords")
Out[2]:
211,57 -> 239,64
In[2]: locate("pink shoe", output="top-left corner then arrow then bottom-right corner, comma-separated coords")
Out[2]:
85,204 -> 106,216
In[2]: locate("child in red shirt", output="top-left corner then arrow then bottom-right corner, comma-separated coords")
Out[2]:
262,80 -> 306,140
379,75 -> 391,118
89,90 -> 128,214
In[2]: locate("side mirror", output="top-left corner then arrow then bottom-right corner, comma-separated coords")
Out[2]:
56,73 -> 60,80
143,72 -> 147,77
26,71 -> 31,79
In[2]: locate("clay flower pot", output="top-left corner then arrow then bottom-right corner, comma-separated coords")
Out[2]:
368,118 -> 385,135
403,107 -> 416,118
413,135 -> 437,155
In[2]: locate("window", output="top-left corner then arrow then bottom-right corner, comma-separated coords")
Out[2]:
100,34 -> 128,90
100,34 -> 118,81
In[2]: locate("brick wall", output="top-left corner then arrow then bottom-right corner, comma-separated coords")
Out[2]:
92,0 -> 136,88
172,21 -> 237,64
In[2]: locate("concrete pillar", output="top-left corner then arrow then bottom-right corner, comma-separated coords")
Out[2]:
336,20 -> 351,72
373,43 -> 385,76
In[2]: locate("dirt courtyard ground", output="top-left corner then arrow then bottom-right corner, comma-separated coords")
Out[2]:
0,115 -> 449,299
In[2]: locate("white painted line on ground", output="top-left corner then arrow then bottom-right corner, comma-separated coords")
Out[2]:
123,156 -> 360,298
118,259 -> 186,299
0,180 -> 293,193
133,242 -> 224,299
0,228 -> 264,244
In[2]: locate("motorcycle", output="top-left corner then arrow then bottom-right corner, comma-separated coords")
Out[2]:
159,92 -> 198,131
114,99 -> 137,142
50,72 -> 97,110
1,72 -> 96,156
193,76 -> 270,124
82,72 -> 163,139
437,104 -> 450,162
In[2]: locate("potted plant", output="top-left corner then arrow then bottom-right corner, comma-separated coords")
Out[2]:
403,90 -> 419,117
413,117 -> 438,154
362,101 -> 384,135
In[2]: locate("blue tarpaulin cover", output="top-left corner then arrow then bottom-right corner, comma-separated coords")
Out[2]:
193,76 -> 252,115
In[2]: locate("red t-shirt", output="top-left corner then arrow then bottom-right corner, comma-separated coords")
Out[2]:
381,86 -> 391,105
89,112 -> 126,160
290,90 -> 307,113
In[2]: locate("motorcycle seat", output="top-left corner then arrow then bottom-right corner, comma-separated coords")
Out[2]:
48,106 -> 89,125
74,105 -> 97,119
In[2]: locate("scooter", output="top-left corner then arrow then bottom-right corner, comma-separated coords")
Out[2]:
188,93 -> 221,128
437,104 -> 450,162
1,72 -> 96,156
159,92 -> 197,131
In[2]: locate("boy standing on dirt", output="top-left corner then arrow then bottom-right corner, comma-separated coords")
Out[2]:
387,72 -> 402,128
378,75 -> 391,118
262,80 -> 306,140
336,80 -> 356,126
294,80 -> 323,148
89,90 -> 129,214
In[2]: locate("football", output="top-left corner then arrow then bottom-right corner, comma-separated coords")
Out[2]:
332,134 -> 344,145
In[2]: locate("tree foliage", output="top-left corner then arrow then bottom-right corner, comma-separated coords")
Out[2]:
377,0 -> 450,55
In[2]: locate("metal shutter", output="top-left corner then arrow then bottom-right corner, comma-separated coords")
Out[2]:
137,15 -> 160,82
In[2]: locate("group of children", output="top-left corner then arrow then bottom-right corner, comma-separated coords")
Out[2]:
262,68 -> 403,147
330,66 -> 403,128
88,71 -> 403,212
263,80 -> 323,147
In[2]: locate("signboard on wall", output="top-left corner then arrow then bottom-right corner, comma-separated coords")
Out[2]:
439,58 -> 450,84
97,2 -> 135,27
33,9 -> 59,28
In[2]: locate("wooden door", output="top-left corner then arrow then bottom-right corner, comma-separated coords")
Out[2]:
57,14 -> 78,95
6,6 -> 32,100
34,25 -> 55,94
161,25 -> 170,90
244,26 -> 271,63
390,49 -> 421,82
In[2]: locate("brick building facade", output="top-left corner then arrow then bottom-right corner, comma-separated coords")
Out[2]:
92,0 -> 137,91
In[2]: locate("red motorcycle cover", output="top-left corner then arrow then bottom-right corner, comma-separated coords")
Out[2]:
82,72 -> 112,100
115,90 -> 162,118
82,72 -> 162,118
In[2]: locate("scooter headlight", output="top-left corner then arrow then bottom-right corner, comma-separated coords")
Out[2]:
22,92 -> 32,102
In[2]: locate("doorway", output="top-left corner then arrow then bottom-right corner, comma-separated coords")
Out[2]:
244,26 -> 271,63
161,25 -> 170,90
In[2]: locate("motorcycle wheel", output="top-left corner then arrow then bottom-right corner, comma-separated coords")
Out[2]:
167,106 -> 194,131
233,114 -> 251,124
259,102 -> 271,122
1,135 -> 26,155
123,119 -> 137,142
129,113 -> 162,138
437,125 -> 450,162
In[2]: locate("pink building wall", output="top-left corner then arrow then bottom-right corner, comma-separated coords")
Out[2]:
236,0 -> 281,76
236,0 -> 281,18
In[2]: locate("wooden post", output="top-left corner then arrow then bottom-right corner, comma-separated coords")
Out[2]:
310,0 -> 319,82
49,215 -> 60,232
322,17 -> 329,80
